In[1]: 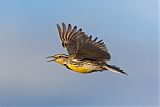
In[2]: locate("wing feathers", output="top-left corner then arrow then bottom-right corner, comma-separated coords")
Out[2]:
57,23 -> 111,61
57,24 -> 63,42
68,26 -> 77,41
62,23 -> 66,41
85,36 -> 92,44
71,28 -> 82,39
90,37 -> 98,44
66,24 -> 72,41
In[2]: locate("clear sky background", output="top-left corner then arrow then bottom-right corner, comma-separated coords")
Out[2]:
0,0 -> 159,107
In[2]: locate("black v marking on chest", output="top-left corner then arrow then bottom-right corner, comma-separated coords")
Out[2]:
64,64 -> 72,70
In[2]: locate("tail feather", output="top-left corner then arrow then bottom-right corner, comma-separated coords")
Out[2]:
104,64 -> 128,75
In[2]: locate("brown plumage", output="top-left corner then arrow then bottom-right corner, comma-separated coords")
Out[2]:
57,23 -> 111,61
47,23 -> 127,75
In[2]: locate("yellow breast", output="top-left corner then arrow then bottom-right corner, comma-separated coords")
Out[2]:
55,59 -> 64,65
67,64 -> 92,73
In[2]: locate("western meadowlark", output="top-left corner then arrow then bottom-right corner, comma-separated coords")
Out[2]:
47,23 -> 127,75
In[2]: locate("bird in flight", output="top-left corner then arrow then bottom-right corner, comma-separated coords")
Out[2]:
47,23 -> 127,75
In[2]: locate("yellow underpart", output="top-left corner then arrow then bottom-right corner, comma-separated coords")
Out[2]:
55,59 -> 64,65
67,64 -> 92,73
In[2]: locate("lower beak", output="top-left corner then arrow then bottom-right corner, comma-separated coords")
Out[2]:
46,56 -> 55,62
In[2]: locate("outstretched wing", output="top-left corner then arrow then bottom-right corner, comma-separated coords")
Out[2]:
57,23 -> 85,56
75,35 -> 111,61
57,23 -> 111,61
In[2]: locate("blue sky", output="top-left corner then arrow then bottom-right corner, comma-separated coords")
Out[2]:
0,0 -> 159,106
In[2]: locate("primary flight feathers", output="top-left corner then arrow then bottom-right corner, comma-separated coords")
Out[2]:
57,23 -> 111,61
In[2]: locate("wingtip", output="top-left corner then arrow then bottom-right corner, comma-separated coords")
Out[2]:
68,23 -> 71,26
57,23 -> 60,28
57,22 -> 65,27
62,22 -> 65,26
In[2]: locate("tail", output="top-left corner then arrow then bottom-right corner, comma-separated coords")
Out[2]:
104,64 -> 128,76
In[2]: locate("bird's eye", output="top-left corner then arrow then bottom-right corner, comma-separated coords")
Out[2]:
59,56 -> 62,58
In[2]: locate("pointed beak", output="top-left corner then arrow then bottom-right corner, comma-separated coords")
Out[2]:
46,56 -> 55,62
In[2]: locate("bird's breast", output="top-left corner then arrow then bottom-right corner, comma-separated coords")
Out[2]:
67,64 -> 92,73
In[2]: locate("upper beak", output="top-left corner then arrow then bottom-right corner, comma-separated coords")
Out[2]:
46,56 -> 55,62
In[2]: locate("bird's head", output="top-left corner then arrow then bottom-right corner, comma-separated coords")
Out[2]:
47,54 -> 68,65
